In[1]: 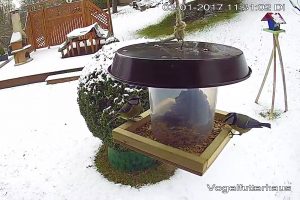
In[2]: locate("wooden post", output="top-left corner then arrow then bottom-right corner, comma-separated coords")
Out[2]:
67,44 -> 71,57
81,0 -> 88,27
106,0 -> 114,36
42,7 -> 50,48
71,41 -> 75,56
255,29 -> 287,118
28,13 -> 37,51
274,35 -> 288,112
76,41 -> 81,56
270,35 -> 277,119
255,49 -> 274,103
84,40 -> 88,54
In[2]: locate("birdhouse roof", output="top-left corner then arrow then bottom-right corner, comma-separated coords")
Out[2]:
261,13 -> 286,24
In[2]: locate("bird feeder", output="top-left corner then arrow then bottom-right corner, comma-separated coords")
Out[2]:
108,41 -> 251,175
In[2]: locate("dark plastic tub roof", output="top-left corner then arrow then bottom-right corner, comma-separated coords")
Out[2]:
108,41 -> 252,88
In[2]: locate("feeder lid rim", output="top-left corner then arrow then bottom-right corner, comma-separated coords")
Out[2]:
107,66 -> 252,89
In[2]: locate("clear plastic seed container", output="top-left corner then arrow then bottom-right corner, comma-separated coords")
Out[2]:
149,87 -> 217,147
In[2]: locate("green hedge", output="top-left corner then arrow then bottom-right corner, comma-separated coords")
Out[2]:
108,147 -> 156,171
0,46 -> 5,56
92,0 -> 111,9
77,67 -> 149,151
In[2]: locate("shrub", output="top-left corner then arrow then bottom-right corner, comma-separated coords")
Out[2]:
92,0 -> 111,9
0,46 -> 5,56
77,43 -> 149,151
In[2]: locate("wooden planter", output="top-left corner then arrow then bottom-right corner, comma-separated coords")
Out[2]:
112,109 -> 235,176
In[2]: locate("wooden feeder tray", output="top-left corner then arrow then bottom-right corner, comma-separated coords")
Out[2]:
112,109 -> 235,176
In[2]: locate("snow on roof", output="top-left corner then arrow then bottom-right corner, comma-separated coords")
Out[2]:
261,12 -> 286,24
10,32 -> 22,43
67,23 -> 109,39
271,13 -> 286,24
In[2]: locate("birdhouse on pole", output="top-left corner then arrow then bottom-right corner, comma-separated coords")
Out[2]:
261,13 -> 286,31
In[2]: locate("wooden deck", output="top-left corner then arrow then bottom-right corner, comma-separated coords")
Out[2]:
46,71 -> 81,84
0,67 -> 83,89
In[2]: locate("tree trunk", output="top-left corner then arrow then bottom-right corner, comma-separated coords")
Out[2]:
112,0 -> 117,13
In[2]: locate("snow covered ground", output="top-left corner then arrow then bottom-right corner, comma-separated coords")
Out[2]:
111,5 -> 171,40
1,0 -> 300,199
0,46 -> 92,81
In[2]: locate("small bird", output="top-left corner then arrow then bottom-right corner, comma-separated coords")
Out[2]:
223,112 -> 271,136
109,96 -> 143,123
118,96 -> 143,120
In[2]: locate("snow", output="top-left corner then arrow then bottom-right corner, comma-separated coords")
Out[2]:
1,0 -> 300,199
111,5 -> 171,40
67,23 -> 108,39
0,57 -> 13,69
11,44 -> 31,54
10,32 -> 22,43
0,46 -> 92,81
45,71 -> 81,81
271,13 -> 286,24
12,0 -> 20,8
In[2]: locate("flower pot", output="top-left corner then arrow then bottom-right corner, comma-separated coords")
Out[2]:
107,147 -> 156,172
0,54 -> 8,62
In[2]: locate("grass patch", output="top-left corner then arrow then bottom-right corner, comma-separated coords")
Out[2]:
138,1 -> 240,38
95,145 -> 176,188
259,110 -> 282,120
138,11 -> 238,38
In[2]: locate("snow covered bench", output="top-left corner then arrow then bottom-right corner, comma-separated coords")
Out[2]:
10,32 -> 33,66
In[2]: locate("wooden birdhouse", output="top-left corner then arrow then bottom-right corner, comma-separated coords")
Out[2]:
261,13 -> 286,31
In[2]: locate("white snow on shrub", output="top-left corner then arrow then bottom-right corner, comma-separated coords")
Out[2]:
79,38 -> 154,88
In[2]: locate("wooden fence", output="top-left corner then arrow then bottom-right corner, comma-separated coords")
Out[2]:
25,0 -> 111,50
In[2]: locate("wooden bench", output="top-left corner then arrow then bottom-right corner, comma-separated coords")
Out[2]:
58,23 -> 108,58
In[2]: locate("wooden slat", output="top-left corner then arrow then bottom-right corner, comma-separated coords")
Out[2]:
76,41 -> 81,55
25,0 -> 110,49
84,40 -> 88,54
112,110 -> 234,176
71,42 -> 75,56
198,125 -> 233,173
47,12 -> 83,21
113,128 -> 207,175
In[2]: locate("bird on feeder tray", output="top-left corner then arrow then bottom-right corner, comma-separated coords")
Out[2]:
223,112 -> 271,136
109,96 -> 143,123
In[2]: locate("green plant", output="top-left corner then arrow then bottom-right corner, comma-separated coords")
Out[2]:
95,145 -> 176,188
77,43 -> 175,185
0,46 -> 5,56
138,0 -> 240,38
92,0 -> 111,9
78,66 -> 149,151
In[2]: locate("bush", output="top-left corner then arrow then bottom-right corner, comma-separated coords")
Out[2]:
92,0 -> 111,9
0,46 -> 5,56
77,47 -> 149,151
